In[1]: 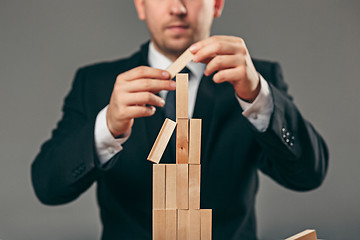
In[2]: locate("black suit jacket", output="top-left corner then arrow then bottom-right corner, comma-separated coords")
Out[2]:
31,42 -> 328,239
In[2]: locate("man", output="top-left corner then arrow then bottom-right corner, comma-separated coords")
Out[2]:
31,0 -> 328,239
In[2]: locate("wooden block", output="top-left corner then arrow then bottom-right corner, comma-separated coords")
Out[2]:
153,164 -> 166,209
189,119 -> 202,165
166,209 -> 177,240
176,118 -> 189,164
177,164 -> 189,209
166,48 -> 194,79
200,209 -> 212,240
285,229 -> 317,240
153,209 -> 166,240
148,118 -> 177,164
189,209 -> 201,240
176,73 -> 189,119
189,165 -> 201,209
166,164 -> 177,209
178,209 -> 190,240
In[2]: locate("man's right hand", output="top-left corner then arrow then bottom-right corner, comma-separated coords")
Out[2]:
106,66 -> 175,137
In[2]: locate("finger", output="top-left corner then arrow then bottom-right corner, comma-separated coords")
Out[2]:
193,42 -> 235,63
204,55 -> 245,76
118,66 -> 171,82
124,92 -> 166,107
124,105 -> 157,119
213,66 -> 246,84
125,79 -> 176,93
190,35 -> 239,54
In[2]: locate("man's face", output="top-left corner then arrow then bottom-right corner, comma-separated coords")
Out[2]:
134,0 -> 224,58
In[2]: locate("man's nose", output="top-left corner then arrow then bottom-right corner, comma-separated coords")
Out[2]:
169,0 -> 187,16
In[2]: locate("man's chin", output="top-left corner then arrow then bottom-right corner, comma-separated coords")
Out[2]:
164,38 -> 194,55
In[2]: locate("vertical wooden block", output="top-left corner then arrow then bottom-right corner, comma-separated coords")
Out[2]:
166,209 -> 177,240
178,209 -> 190,240
285,229 -> 317,240
201,209 -> 212,240
153,164 -> 166,209
166,164 -> 177,209
148,118 -> 177,164
153,209 -> 166,240
189,209 -> 201,240
189,119 -> 202,165
176,118 -> 189,164
189,165 -> 201,209
177,164 -> 189,209
166,48 -> 194,79
176,73 -> 189,119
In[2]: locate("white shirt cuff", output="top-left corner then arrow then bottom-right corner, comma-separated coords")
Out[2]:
94,105 -> 130,166
236,75 -> 274,132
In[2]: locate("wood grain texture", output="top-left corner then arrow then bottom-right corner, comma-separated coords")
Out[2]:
153,164 -> 166,209
200,209 -> 212,240
148,118 -> 177,164
189,209 -> 201,240
177,164 -> 189,209
189,165 -> 201,209
176,118 -> 189,164
178,209 -> 190,240
166,164 -> 177,209
189,119 -> 202,165
165,209 -> 177,240
166,48 -> 194,79
285,229 -> 317,240
176,74 -> 189,119
153,209 -> 166,240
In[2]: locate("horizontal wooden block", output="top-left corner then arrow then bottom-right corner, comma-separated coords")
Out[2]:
177,164 -> 189,209
178,209 -> 190,240
148,118 -> 177,164
201,209 -> 212,240
176,74 -> 189,119
166,209 -> 177,240
189,209 -> 201,240
176,118 -> 189,164
153,210 -> 166,240
153,164 -> 166,209
189,119 -> 202,165
189,164 -> 201,209
166,48 -> 194,79
166,164 -> 177,209
285,229 -> 317,240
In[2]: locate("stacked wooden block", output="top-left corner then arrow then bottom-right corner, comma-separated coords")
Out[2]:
148,72 -> 212,240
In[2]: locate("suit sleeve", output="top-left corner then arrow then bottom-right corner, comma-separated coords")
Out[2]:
31,68 -> 117,205
254,63 -> 329,191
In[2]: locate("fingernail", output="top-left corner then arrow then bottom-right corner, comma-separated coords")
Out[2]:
190,45 -> 198,52
160,99 -> 165,106
162,71 -> 170,78
170,81 -> 176,88
193,55 -> 198,62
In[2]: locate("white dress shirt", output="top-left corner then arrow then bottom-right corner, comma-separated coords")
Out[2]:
94,42 -> 274,165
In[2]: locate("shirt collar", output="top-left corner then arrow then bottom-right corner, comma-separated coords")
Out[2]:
148,41 -> 205,80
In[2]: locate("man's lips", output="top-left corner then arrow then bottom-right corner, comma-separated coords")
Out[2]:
166,24 -> 190,33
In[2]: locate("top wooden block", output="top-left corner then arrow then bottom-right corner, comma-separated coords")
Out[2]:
176,74 -> 189,119
285,229 -> 317,240
166,48 -> 194,79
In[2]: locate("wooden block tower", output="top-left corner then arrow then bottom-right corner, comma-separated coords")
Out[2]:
147,49 -> 212,240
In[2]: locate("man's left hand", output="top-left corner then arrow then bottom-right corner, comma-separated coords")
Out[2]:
190,35 -> 260,102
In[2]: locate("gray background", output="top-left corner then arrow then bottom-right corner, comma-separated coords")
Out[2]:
1,0 -> 359,239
